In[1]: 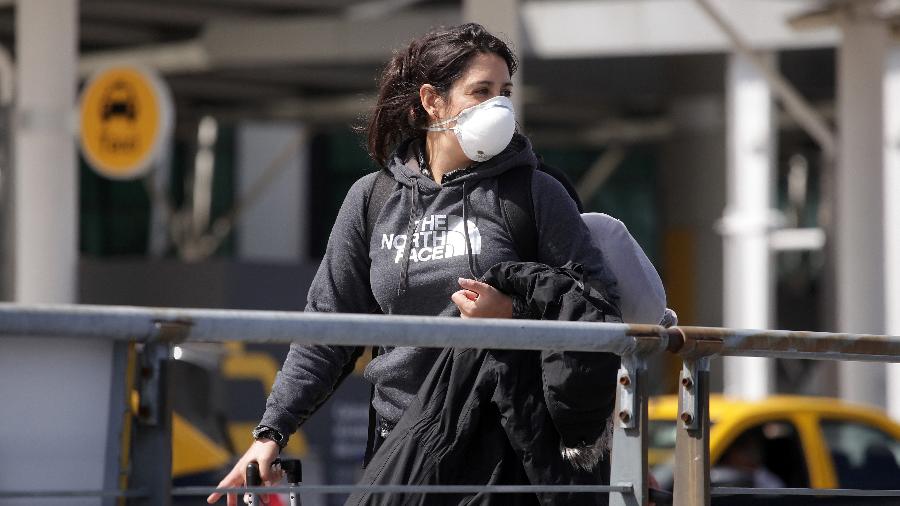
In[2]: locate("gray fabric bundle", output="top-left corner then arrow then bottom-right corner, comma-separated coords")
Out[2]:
581,212 -> 669,325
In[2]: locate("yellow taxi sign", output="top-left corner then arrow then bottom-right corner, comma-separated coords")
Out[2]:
78,66 -> 173,180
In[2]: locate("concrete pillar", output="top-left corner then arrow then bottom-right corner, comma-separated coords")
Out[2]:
13,0 -> 78,303
463,0 -> 523,122
836,16 -> 889,408
0,3 -> 116,505
721,52 -> 775,400
885,46 -> 900,419
0,44 -> 13,302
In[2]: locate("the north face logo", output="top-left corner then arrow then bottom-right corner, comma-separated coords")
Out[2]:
380,214 -> 481,263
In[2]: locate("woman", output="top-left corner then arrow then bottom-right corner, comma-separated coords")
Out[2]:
208,23 -> 617,506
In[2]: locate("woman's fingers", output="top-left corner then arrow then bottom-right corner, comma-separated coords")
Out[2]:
452,280 -> 513,319
457,277 -> 491,294
451,290 -> 475,317
226,465 -> 242,506
209,440 -> 281,505
257,455 -> 276,483
207,464 -> 242,504
206,480 -> 224,504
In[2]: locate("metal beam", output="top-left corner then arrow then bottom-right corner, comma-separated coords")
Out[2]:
12,301 -> 900,360
693,0 -> 838,159
193,94 -> 376,125
79,40 -> 212,76
0,303 -> 662,354
528,119 -> 672,149
344,0 -> 429,20
166,76 -> 299,101
190,0 -> 359,8
576,147 -> 627,203
79,7 -> 457,76
213,65 -> 377,88
522,0 -> 839,57
789,0 -> 900,31
79,1 -> 249,27
201,7 -> 458,67
79,21 -> 163,45
78,1 -> 846,77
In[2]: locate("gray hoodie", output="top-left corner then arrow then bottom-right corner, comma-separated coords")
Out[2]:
260,134 -> 618,440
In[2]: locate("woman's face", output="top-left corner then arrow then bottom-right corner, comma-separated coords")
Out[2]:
427,52 -> 513,123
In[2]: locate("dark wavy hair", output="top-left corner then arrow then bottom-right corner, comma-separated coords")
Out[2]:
365,23 -> 518,167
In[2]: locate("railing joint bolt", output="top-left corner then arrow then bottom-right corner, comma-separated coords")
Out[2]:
152,319 -> 192,344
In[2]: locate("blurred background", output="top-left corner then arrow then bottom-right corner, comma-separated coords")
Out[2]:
2,0 -> 900,504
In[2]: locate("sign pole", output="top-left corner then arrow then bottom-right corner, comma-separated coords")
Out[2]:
147,136 -> 173,258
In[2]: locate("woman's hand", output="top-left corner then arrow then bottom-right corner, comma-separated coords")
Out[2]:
451,278 -> 513,318
207,439 -> 281,505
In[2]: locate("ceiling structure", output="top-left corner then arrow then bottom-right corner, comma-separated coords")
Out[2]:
0,0 -> 866,145
68,0 -> 455,134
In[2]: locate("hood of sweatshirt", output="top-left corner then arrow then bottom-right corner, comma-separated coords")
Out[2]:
387,132 -> 538,190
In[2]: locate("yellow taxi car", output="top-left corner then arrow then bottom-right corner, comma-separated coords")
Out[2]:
648,395 -> 900,490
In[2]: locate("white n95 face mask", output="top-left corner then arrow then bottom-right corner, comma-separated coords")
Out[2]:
426,95 -> 516,162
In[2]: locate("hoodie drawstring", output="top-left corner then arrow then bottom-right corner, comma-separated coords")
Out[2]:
461,181 -> 479,280
396,181 -> 420,296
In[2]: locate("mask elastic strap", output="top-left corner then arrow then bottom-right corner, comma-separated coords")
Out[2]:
424,97 -> 510,131
424,116 -> 458,132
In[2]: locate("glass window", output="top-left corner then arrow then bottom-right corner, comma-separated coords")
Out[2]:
649,420 -> 677,450
648,420 -> 678,488
712,420 -> 809,488
820,419 -> 900,490
649,420 -> 705,490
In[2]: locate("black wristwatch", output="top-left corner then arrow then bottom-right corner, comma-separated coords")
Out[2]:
252,425 -> 287,449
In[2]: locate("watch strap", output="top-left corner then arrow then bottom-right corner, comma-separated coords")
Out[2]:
252,425 -> 287,449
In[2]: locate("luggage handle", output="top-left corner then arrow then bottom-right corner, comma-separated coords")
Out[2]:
245,459 -> 303,506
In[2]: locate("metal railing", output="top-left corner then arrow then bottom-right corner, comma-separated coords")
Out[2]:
3,302 -> 900,505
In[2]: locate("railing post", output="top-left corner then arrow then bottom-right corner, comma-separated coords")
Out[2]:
610,353 -> 649,506
102,341 -> 136,506
673,357 -> 711,506
672,329 -> 720,506
610,327 -> 675,506
129,340 -> 173,505
129,321 -> 189,505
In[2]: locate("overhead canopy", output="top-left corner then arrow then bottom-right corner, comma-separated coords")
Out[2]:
0,0 -> 864,136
